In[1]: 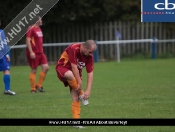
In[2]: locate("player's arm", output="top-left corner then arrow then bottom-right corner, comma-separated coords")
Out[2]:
84,55 -> 94,99
26,29 -> 35,59
6,53 -> 10,62
71,63 -> 82,90
84,71 -> 93,99
1,30 -> 10,61
26,37 -> 32,52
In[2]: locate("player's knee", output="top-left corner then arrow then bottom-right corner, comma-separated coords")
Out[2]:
31,69 -> 37,74
42,64 -> 49,72
64,70 -> 74,80
46,65 -> 49,71
44,65 -> 49,72
3,70 -> 10,75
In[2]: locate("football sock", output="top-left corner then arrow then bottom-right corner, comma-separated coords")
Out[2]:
29,73 -> 36,91
68,78 -> 84,95
79,90 -> 84,95
3,74 -> 10,91
71,102 -> 80,119
37,71 -> 46,88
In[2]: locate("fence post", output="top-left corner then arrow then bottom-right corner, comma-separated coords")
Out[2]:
93,40 -> 98,62
152,37 -> 157,59
116,30 -> 121,62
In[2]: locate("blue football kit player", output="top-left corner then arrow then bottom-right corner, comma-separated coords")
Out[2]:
0,19 -> 16,95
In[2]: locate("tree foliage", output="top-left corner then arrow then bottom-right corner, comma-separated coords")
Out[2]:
0,0 -> 141,26
44,0 -> 141,24
0,0 -> 31,27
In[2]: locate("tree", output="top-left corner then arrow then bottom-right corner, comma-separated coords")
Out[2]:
43,0 -> 141,24
0,0 -> 141,26
0,0 -> 31,28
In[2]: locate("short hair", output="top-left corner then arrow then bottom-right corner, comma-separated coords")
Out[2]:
31,15 -> 40,25
83,40 -> 96,50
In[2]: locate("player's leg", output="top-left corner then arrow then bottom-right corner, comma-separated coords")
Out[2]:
36,53 -> 49,92
70,88 -> 80,118
56,66 -> 88,105
26,53 -> 38,93
55,66 -> 81,117
1,57 -> 16,95
64,70 -> 84,95
30,68 -> 37,92
3,70 -> 16,95
64,70 -> 88,105
70,87 -> 86,129
3,70 -> 10,91
55,66 -> 85,128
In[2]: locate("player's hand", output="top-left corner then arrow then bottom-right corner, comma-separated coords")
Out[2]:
76,84 -> 82,93
84,91 -> 90,100
75,87 -> 81,93
30,52 -> 35,59
6,56 -> 10,62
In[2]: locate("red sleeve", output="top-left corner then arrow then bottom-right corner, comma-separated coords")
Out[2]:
68,45 -> 78,65
26,26 -> 33,38
86,55 -> 94,73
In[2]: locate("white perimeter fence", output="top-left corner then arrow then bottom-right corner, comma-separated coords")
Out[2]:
10,38 -> 175,65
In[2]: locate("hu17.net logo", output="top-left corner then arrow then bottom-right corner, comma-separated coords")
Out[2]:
141,0 -> 175,22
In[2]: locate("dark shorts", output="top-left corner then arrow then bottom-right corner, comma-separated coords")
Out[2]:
0,57 -> 10,71
26,53 -> 48,69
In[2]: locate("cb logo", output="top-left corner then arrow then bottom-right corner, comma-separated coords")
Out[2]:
154,0 -> 175,10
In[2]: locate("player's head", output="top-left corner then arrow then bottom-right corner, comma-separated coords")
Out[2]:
32,15 -> 42,27
82,40 -> 97,56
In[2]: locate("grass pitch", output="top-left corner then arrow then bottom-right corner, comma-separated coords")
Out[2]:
0,58 -> 175,132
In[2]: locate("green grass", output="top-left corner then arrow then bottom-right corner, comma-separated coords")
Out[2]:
0,59 -> 175,132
